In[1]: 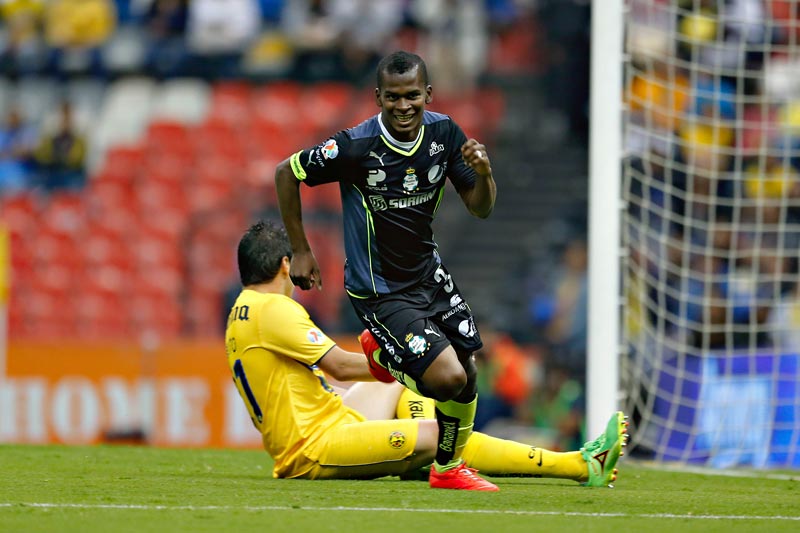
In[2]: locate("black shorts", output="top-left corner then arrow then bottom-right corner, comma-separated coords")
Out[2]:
348,263 -> 483,387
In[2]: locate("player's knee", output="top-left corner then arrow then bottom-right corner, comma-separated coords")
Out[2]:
428,368 -> 467,401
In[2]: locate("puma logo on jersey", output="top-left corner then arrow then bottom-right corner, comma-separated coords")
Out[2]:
369,151 -> 387,165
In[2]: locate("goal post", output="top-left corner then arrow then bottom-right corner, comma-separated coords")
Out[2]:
587,0 -> 624,439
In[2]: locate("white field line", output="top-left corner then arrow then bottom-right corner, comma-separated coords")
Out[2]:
0,502 -> 798,521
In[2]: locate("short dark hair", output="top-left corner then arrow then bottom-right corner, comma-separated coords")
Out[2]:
237,220 -> 292,285
376,50 -> 429,88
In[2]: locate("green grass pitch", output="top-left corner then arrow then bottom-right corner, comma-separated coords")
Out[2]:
1,444 -> 798,533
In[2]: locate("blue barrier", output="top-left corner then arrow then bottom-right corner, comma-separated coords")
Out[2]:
652,353 -> 800,468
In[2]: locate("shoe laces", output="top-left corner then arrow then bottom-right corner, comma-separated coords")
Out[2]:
582,435 -> 606,454
456,465 -> 481,477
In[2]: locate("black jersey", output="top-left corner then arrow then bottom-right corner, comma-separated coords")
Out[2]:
289,111 -> 477,297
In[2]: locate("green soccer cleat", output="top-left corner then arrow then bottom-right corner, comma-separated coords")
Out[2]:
581,411 -> 629,488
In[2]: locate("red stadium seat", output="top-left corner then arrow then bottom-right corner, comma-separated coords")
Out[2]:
192,121 -> 248,164
40,191 -> 87,238
17,289 -> 77,338
82,226 -> 134,270
99,146 -> 145,184
0,192 -> 41,232
30,231 -> 84,271
85,177 -> 135,215
133,232 -> 184,274
252,81 -> 315,138
142,150 -> 194,184
209,81 -> 253,125
300,82 -> 354,133
349,91 -> 379,125
135,179 -> 189,215
91,203 -> 140,239
75,290 -> 130,339
129,289 -> 183,338
145,120 -> 193,160
7,231 -> 33,271
247,120 -> 308,159
185,285 -> 225,337
30,263 -> 79,296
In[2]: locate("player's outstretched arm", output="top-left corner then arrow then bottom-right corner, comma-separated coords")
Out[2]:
317,345 -> 381,382
458,139 -> 496,218
275,158 -> 323,290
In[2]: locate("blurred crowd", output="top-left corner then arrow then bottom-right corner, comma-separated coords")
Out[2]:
624,0 -> 800,354
0,0 -> 523,84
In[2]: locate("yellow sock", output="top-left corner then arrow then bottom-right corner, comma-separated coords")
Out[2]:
395,388 -> 435,419
462,431 -> 587,481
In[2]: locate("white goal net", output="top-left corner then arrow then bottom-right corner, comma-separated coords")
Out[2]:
620,0 -> 800,468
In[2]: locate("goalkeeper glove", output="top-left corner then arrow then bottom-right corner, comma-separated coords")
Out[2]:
358,329 -> 395,383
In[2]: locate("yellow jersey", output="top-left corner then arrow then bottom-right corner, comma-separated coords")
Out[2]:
225,289 -> 366,478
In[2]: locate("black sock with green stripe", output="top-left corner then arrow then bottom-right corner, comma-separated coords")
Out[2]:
433,394 -> 477,472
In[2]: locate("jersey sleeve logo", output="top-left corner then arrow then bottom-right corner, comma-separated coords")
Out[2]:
307,328 -> 326,344
322,139 -> 339,159
428,163 -> 445,184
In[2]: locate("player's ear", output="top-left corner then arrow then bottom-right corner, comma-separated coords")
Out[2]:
425,85 -> 432,104
280,256 -> 291,273
375,87 -> 382,107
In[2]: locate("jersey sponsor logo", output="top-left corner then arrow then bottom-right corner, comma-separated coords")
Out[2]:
429,141 -> 445,156
368,151 -> 387,165
439,419 -> 457,452
389,431 -> 406,449
389,190 -> 435,209
321,139 -> 339,159
428,164 -> 444,184
458,317 -> 477,338
441,302 -> 467,321
403,168 -> 419,193
369,195 -> 388,211
367,168 -> 387,189
406,400 -> 427,419
369,190 -> 436,211
307,328 -> 325,344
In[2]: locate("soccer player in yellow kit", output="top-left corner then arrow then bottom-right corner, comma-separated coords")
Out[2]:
226,220 -> 627,487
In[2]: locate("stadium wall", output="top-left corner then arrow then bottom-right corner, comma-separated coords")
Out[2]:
0,338 -> 360,448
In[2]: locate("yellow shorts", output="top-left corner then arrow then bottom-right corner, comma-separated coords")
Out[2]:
297,418 -> 422,480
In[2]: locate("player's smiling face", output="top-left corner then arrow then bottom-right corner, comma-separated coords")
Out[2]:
376,66 -> 432,143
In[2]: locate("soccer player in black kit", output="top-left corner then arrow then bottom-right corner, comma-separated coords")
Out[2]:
275,50 -> 499,490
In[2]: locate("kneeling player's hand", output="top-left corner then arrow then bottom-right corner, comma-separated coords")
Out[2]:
358,330 -> 395,383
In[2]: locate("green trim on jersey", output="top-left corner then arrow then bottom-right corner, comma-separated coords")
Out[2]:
346,289 -> 370,299
289,150 -> 306,180
432,187 -> 446,215
380,126 -> 425,157
353,185 -> 379,296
